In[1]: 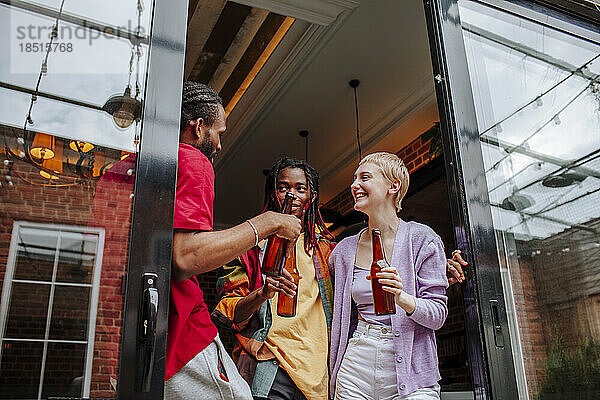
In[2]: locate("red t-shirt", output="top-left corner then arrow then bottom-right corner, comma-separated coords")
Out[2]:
165,143 -> 218,381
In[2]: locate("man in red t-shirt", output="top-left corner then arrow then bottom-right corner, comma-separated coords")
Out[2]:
164,82 -> 301,399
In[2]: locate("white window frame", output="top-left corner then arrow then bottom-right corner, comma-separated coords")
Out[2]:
0,221 -> 105,399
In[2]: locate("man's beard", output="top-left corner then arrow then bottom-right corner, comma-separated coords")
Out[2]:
197,137 -> 216,163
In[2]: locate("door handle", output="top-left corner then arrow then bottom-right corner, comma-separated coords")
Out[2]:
489,299 -> 505,348
141,273 -> 158,392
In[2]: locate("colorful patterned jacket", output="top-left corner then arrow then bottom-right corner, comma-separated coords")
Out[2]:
212,235 -> 335,398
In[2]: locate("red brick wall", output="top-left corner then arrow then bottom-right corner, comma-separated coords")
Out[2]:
504,255 -> 547,395
0,159 -> 130,398
323,132 -> 436,215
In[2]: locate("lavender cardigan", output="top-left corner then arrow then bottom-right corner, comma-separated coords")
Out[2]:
329,219 -> 448,397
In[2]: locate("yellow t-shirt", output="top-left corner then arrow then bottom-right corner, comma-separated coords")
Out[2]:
264,235 -> 329,399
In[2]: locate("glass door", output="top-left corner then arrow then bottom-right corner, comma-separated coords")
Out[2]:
425,0 -> 600,398
0,0 -> 187,398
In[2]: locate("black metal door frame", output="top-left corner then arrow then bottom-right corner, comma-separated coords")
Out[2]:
117,0 -> 189,398
423,0 -> 600,399
423,1 -> 498,397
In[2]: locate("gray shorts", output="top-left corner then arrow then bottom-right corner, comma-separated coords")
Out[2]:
164,334 -> 253,400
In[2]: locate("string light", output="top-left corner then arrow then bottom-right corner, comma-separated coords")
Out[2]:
535,96 -> 543,107
553,115 -> 561,125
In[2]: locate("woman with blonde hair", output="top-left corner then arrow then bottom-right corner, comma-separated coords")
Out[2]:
329,152 -> 448,399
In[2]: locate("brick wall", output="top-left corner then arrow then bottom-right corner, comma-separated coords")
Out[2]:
503,254 -> 547,395
0,157 -> 131,398
513,220 -> 600,397
323,130 -> 436,215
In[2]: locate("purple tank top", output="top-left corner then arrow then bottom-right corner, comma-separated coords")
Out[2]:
351,266 -> 392,326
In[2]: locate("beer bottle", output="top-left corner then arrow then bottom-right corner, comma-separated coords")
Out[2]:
277,248 -> 299,317
262,192 -> 294,276
371,229 -> 396,315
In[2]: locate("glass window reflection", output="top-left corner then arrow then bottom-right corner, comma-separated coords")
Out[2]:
459,1 -> 600,398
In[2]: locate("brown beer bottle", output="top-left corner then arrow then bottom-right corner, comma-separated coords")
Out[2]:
277,248 -> 299,317
262,192 -> 294,276
371,229 -> 396,315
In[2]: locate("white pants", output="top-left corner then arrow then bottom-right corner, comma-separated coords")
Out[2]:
164,334 -> 253,400
335,321 -> 440,400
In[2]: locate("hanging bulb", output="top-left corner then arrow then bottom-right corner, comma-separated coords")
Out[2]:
27,115 -> 34,125
535,96 -> 543,107
102,87 -> 142,129
553,115 -> 561,125
18,151 -> 25,158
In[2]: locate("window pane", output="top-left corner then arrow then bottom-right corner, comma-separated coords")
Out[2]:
17,0 -> 153,37
5,282 -> 50,339
458,1 -> 600,398
1,0 -> 156,394
13,227 -> 58,282
56,231 -> 98,284
2,3 -> 150,106
49,286 -> 90,341
41,342 -> 86,398
0,341 -> 44,399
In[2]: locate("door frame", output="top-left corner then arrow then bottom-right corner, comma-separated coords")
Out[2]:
423,0 -> 600,398
117,0 -> 189,398
423,0 -> 499,397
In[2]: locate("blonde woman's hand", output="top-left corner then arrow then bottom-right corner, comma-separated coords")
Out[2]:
447,250 -> 467,285
367,261 -> 416,314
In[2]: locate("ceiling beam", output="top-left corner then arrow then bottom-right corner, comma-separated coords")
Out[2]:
185,0 -> 227,79
230,0 -> 359,25
208,8 -> 269,91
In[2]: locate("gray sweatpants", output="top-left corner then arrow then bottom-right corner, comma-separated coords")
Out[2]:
164,334 -> 253,400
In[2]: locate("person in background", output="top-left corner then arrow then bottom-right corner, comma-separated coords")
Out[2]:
330,152 -> 448,399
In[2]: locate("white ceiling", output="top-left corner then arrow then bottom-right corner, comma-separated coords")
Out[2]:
213,0 -> 439,226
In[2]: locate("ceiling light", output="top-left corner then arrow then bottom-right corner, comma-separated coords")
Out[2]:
500,194 -> 535,212
69,140 -> 94,153
30,133 -> 55,160
542,172 -> 586,188
102,87 -> 142,129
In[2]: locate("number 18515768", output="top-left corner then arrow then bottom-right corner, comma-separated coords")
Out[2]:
19,42 -> 73,52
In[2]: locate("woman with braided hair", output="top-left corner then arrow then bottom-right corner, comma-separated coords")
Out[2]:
214,157 -> 336,400
262,157 -> 334,255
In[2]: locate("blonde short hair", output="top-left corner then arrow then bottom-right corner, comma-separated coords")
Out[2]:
359,152 -> 409,212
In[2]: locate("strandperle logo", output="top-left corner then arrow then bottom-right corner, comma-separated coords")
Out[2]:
9,10 -> 148,75
14,20 -> 146,47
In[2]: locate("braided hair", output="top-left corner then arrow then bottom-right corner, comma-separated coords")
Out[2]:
264,157 -> 334,253
180,82 -> 223,132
